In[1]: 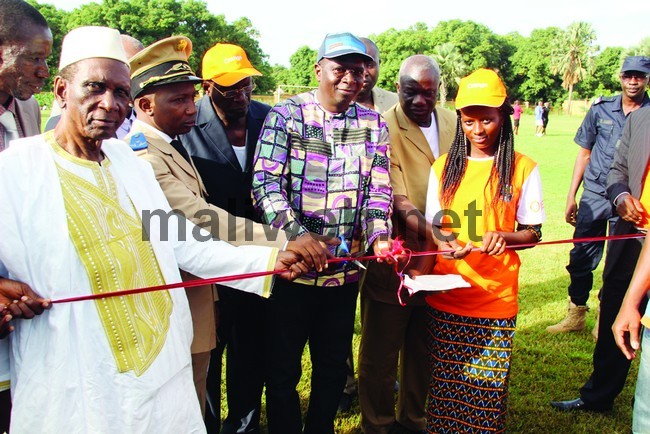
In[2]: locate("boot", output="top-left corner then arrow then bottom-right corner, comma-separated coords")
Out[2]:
546,299 -> 589,333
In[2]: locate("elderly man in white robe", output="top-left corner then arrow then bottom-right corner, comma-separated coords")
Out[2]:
0,26 -> 303,433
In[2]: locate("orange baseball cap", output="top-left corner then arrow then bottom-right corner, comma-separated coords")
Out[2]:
455,68 -> 507,110
201,43 -> 262,86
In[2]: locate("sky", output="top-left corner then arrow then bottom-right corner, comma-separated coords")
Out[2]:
44,0 -> 649,67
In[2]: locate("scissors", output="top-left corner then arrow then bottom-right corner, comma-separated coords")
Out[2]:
338,236 -> 367,270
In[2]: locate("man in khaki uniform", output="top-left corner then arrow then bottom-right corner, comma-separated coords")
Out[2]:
126,36 -> 322,418
358,55 -> 456,434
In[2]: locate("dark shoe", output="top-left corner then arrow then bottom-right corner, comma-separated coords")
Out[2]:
338,391 -> 355,413
550,397 -> 610,412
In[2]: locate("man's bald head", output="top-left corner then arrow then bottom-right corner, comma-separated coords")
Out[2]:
398,55 -> 440,82
120,34 -> 144,59
397,55 -> 441,127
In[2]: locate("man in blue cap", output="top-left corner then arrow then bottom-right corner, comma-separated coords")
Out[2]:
551,55 -> 650,412
549,55 -> 650,337
252,32 -> 394,433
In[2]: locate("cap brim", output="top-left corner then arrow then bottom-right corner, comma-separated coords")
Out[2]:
210,69 -> 262,86
132,74 -> 203,99
621,67 -> 650,74
455,96 -> 506,110
318,50 -> 373,63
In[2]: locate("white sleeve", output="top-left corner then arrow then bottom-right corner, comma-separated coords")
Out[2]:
135,158 -> 279,299
424,167 -> 442,225
172,214 -> 278,298
516,165 -> 545,225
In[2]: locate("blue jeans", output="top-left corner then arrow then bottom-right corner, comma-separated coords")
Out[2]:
634,326 -> 650,433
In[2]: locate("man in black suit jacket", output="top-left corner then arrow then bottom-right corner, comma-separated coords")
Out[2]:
182,43 -> 272,434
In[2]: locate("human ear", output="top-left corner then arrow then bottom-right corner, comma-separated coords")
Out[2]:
136,95 -> 154,117
53,76 -> 67,109
314,63 -> 322,82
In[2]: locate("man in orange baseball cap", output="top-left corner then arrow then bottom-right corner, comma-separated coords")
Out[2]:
184,41 -> 267,434
182,42 -> 333,433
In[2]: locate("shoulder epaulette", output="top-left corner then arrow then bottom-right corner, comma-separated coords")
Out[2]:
593,95 -> 615,105
129,132 -> 148,151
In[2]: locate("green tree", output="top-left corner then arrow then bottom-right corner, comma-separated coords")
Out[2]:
508,27 -> 564,104
430,43 -> 467,105
430,20 -> 506,72
550,22 -> 597,114
372,22 -> 433,91
30,1 -> 69,91
270,64 -> 290,90
36,0 -> 274,91
624,37 -> 650,57
371,20 -> 511,93
577,46 -> 624,98
286,46 -> 318,88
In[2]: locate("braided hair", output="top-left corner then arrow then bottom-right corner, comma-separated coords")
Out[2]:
440,103 -> 516,209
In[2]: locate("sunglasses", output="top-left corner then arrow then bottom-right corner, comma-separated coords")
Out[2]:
207,82 -> 256,98
621,72 -> 649,81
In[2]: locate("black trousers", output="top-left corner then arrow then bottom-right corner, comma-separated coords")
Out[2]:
264,279 -> 359,434
580,220 -> 646,409
565,190 -> 616,306
205,286 -> 266,434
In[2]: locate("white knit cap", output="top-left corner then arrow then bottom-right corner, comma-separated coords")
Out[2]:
58,26 -> 129,71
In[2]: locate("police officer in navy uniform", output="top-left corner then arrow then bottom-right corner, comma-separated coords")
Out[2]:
551,56 -> 650,412
547,56 -> 650,336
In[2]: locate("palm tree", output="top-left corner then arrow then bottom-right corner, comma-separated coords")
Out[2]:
550,22 -> 597,114
430,43 -> 467,107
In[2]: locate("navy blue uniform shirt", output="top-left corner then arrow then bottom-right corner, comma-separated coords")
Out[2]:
574,92 -> 650,197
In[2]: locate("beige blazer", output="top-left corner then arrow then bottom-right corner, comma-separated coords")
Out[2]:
127,121 -> 288,353
371,87 -> 399,113
362,103 -> 457,305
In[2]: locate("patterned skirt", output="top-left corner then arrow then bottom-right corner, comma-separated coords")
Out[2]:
426,307 -> 516,434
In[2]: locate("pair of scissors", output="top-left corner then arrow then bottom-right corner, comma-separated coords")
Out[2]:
338,236 -> 367,270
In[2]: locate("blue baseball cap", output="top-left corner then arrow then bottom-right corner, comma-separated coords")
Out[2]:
316,32 -> 373,63
621,56 -> 650,74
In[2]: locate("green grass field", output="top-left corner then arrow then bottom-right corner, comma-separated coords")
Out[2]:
228,112 -> 635,434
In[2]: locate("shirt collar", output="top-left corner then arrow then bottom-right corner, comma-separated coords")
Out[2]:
133,119 -> 174,143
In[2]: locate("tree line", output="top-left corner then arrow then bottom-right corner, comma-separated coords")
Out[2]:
33,0 -> 650,108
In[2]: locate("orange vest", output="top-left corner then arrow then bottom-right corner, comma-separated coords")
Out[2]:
426,152 -> 539,319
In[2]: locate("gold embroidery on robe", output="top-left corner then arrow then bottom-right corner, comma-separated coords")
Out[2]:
49,132 -> 172,376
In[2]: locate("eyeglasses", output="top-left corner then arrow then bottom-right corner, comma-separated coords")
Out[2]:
208,82 -> 256,98
621,72 -> 649,81
328,65 -> 365,79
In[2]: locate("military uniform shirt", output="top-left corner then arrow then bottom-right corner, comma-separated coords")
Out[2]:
574,92 -> 650,196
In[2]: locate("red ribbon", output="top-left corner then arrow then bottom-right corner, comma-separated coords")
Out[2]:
53,269 -> 286,304
51,232 -> 646,304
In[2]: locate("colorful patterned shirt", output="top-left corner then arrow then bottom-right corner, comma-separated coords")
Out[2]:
252,91 -> 392,286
